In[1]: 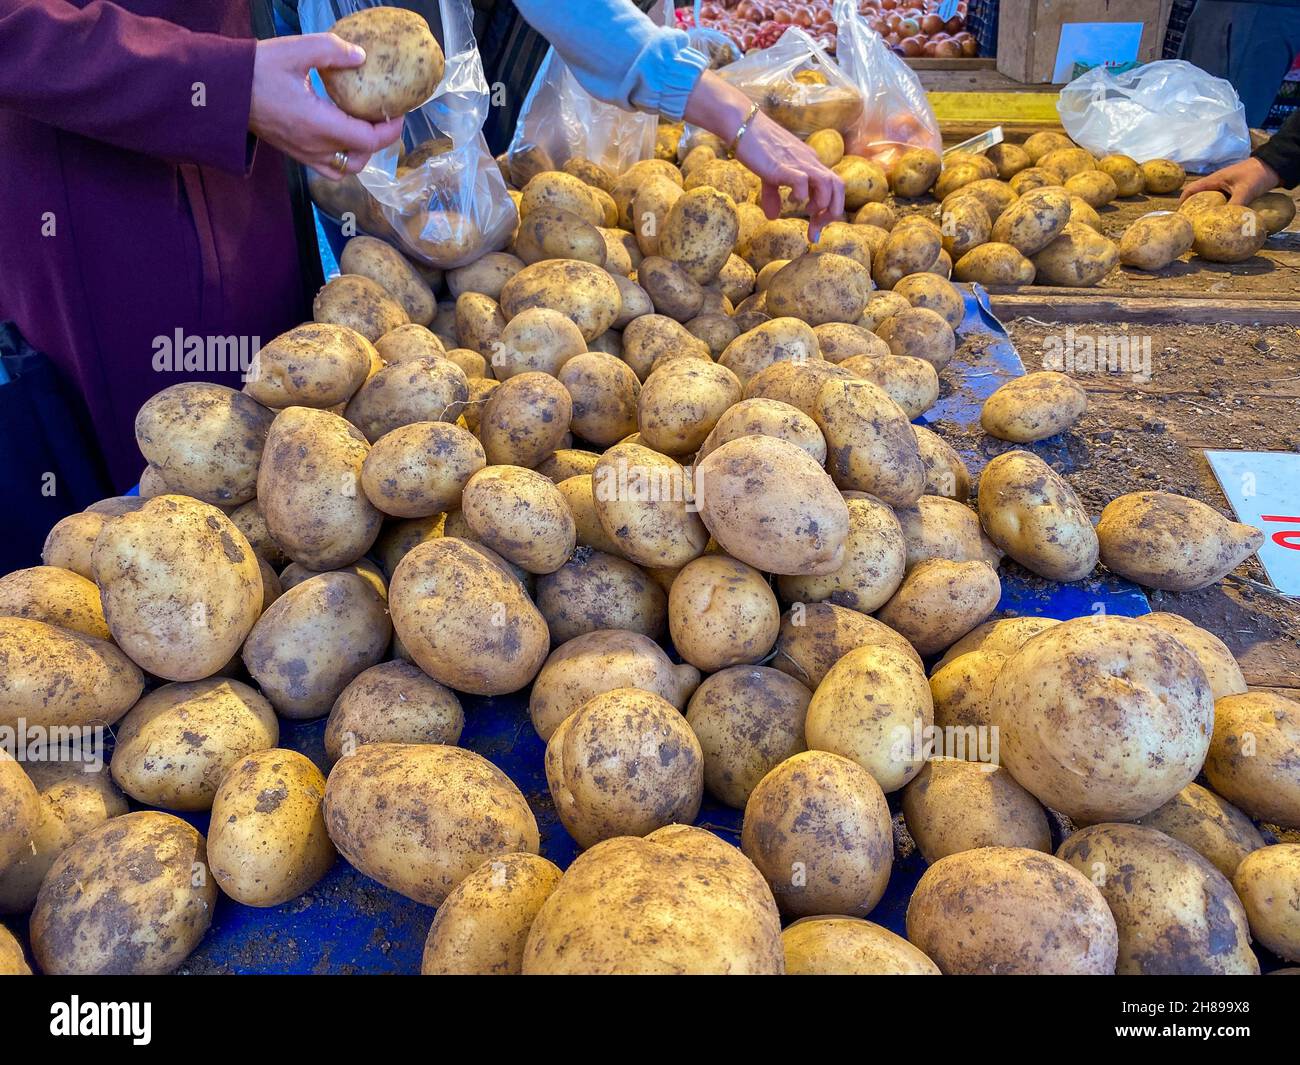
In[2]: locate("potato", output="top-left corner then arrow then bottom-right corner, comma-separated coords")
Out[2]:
1039,146 -> 1095,182
591,441 -> 707,568
907,846 -> 1118,974
814,377 -> 924,506
991,615 -> 1213,821
986,142 -> 1031,180
638,359 -> 741,456
1067,193 -> 1102,231
1138,613 -> 1246,702
391,537 -> 549,695
528,629 -> 699,741
314,273 -> 409,343
0,565 -> 106,640
324,660 -> 462,765
1248,191 -> 1296,235
783,916 -> 939,975
1192,204 -> 1267,262
1009,166 -> 1055,194
893,496 -> 1002,571
344,355 -> 469,441
324,743 -> 537,905
1058,823 -> 1258,974
772,598 -> 920,682
1095,153 -> 1143,196
537,548 -> 665,643
695,435 -> 848,576
1234,845 -> 1300,962
31,811 -> 217,974
929,649 -> 1007,732
657,186 -> 739,285
708,401 -> 835,479
0,751 -> 39,879
245,323 -> 373,411
892,272 -> 964,329
278,555 -> 385,592
933,614 -> 1061,670
522,824 -> 782,974
452,292 -> 507,358
1141,158 -> 1186,194
990,187 -> 1071,255
1118,210 -> 1195,271
513,204 -> 607,268
874,307 -> 955,370
1134,782 -> 1265,880
806,128 -> 845,168
421,852 -> 563,975
322,7 -> 443,120
460,465 -> 575,575
889,147 -> 942,198
0,925 -> 30,974
717,317 -> 820,387
682,157 -> 758,204
977,449 -> 1097,581
636,255 -> 707,322
979,370 -> 1087,442
877,559 -> 1000,656
902,760 -> 1049,864
939,194 -> 991,257
872,223 -> 941,289
519,171 -> 605,228
667,555 -> 779,672
778,495 -> 906,614
500,259 -> 621,341
478,371 -> 573,469
447,251 -> 525,300
933,161 -> 985,202
840,354 -> 937,420
620,314 -> 708,381
805,643 -> 932,792
206,748 -> 335,906
912,424 -> 968,501
1064,169 -> 1117,208
1031,222 -> 1119,285
339,235 -> 435,325
546,687 -> 702,848
744,217 -> 811,272
1097,491 -> 1262,591
548,354 -> 637,448
628,177 -> 683,258
742,750 -> 891,917
40,512 -> 107,579
1179,189 -> 1228,216
1205,691 -> 1300,828
361,421 -> 482,518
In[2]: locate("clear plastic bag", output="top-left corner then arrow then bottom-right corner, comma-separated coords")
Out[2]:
506,0 -> 676,185
300,0 -> 516,269
833,0 -> 941,169
715,27 -> 863,139
1057,60 -> 1250,174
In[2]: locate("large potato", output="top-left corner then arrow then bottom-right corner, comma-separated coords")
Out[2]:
259,406 -> 383,571
592,442 -> 708,569
1192,204 -> 1267,262
490,306 -> 584,379
696,435 -> 849,576
697,397 -> 825,465
783,916 -> 940,975
135,382 -> 273,506
344,355 -> 469,441
1064,169 -> 1117,208
889,147 -> 941,198
339,236 -> 435,325
1030,222 -> 1119,286
1205,691 -> 1300,828
1119,211 -> 1194,270
976,449 -> 1097,581
422,852 -> 563,975
536,549 -> 666,643
906,846 -> 1118,975
1097,491 -> 1263,591
777,494 -> 906,614
324,660 -> 463,764
478,371 -> 573,469
771,602 -> 922,690
873,307 -> 955,370
893,495 -> 1002,571
447,251 -> 525,300
461,465 -> 575,575
980,370 -> 1087,442
743,358 -> 857,418
742,750 -> 891,917
528,629 -> 699,741
876,558 -> 1001,656
765,253 -> 871,326
522,824 -> 783,974
30,812 -> 217,974
744,217 -> 810,270
207,748 -> 336,907
519,172 -> 605,227
990,187 -> 1071,255
313,273 -> 409,342
360,420 -> 484,518
1057,823 -> 1258,975
558,352 -> 640,445
391,537 -> 550,695
659,186 -> 739,283
93,495 -> 262,681
1234,845 -> 1300,963
322,7 -> 443,120
246,323 -> 374,409
0,565 -> 108,639
934,614 -> 1060,670
621,313 -> 709,380
990,616 -> 1214,821
110,678 -> 278,811
902,760 -> 1050,863
804,644 -> 932,792
324,743 -> 538,905
500,259 -> 622,341
545,687 -> 702,848
668,555 -> 778,672
718,316 -> 820,386
1134,782 -> 1265,880
814,377 -> 924,506
638,358 -> 741,456
872,222 -> 942,289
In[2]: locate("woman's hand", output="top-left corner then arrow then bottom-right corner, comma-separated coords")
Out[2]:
1180,157 -> 1280,206
249,34 -> 405,180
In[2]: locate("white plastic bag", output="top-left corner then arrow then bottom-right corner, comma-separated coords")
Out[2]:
506,0 -> 674,184
833,0 -> 941,169
1057,60 -> 1250,174
301,0 -> 516,268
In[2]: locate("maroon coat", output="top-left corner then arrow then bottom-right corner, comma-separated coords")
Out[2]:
0,0 -> 309,489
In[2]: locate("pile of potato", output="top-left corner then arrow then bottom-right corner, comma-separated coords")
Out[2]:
2,113 -> 1299,978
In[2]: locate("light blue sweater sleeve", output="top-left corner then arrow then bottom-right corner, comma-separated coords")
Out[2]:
512,0 -> 710,120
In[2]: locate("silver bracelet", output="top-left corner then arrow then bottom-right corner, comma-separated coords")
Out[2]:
729,101 -> 761,154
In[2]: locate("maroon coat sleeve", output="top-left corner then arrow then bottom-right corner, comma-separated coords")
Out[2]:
0,0 -> 257,174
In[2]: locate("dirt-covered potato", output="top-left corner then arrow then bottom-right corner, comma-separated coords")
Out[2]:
1206,691 -> 1300,828
1248,191 -> 1297,235
696,398 -> 825,467
339,235 -> 435,325
902,760 -> 1049,863
742,750 -> 891,917
1140,158 -> 1186,194
637,359 -> 741,456
1087,153 -> 1139,197
657,186 -> 738,284
421,852 -> 562,974
1008,166 -> 1054,194
991,615 -> 1213,821
980,370 -> 1087,442
1038,146 -> 1095,182
206,748 -> 335,906
667,555 -> 779,672
513,204 -> 608,267
40,511 -> 108,579
977,449 -> 1098,581
447,250 -> 525,300
91,495 -> 261,681
461,465 -> 575,575
322,7 -> 443,120
1180,190 -> 1228,217
1118,210 -> 1195,271
500,259 -> 621,341
478,371 -> 573,469
528,629 -> 699,741
638,255 -> 709,322
0,565 -> 107,639
519,172 -> 605,228
245,322 -> 374,411
30,811 -> 218,974
1097,491 -> 1263,591
872,222 -> 941,289
453,291 -> 507,356
1030,221 -> 1119,286
889,147 -> 941,198
695,435 -> 848,575
324,743 -> 537,905
392,536 -> 549,693
914,424 -> 970,500
806,128 -> 845,168
934,615 -> 1061,671
929,649 -> 1007,731
360,420 -> 483,517
314,273 -> 409,342
877,559 -> 1000,655
839,352 -> 934,419
990,187 -> 1071,255
1137,613 -> 1246,702
892,272 -> 964,330
783,916 -> 939,975
630,177 -> 684,257
324,661 -> 460,765
1063,169 -> 1117,208
813,221 -> 887,270
953,242 -> 1035,284
1191,204 -> 1268,262
744,217 -> 811,271
777,494 -> 906,614
805,643 -> 932,792
772,602 -> 920,689
764,252 -> 871,326
522,824 -> 782,974
536,548 -> 666,643
0,752 -> 39,878
874,307 -> 955,370
1134,783 -> 1265,880
590,441 -> 707,568
1057,823 -> 1258,974
1234,845 -> 1300,963
939,194 -> 992,260
717,317 -> 819,387
555,476 -> 625,556
933,162 -> 985,202
551,352 -> 638,447
345,355 -> 469,442
893,496 -> 1002,571
814,377 -> 924,505
620,314 -> 707,381
545,687 -> 702,849
985,142 -> 1031,180
907,846 -> 1118,974
809,322 -> 884,364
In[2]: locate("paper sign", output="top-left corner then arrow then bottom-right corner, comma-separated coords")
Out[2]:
1204,449 -> 1300,596
1052,22 -> 1144,84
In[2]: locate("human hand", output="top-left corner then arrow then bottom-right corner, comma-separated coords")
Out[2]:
1180,157 -> 1280,206
249,34 -> 405,181
734,112 -> 846,241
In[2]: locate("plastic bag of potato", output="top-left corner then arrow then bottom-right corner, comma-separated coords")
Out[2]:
301,0 -> 516,268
